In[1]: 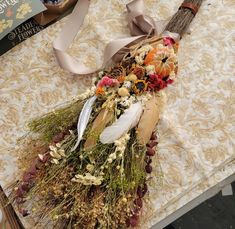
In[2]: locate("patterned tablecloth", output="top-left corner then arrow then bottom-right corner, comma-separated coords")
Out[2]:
0,0 -> 234,228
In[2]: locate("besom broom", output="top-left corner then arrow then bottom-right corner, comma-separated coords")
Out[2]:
7,0 -> 204,228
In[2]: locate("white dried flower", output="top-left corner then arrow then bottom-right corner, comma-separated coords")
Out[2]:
98,71 -> 104,78
169,71 -> 176,80
109,153 -> 117,160
135,55 -> 144,65
38,154 -> 44,161
137,45 -> 153,54
55,143 -> 61,148
145,65 -> 155,75
58,149 -> 66,157
86,164 -> 94,172
72,173 -> 103,186
50,151 -> 62,160
49,145 -> 57,152
51,159 -> 59,165
118,153 -> 124,158
123,81 -> 132,89
137,94 -> 152,105
157,44 -> 164,49
122,197 -> 128,203
107,158 -> 113,163
49,144 -> 66,163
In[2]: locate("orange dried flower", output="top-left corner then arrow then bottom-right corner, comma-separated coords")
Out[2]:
132,66 -> 145,79
117,75 -> 125,83
95,87 -> 105,96
144,47 -> 176,77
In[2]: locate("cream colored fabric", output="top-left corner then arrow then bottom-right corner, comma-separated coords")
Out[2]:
0,0 -> 234,228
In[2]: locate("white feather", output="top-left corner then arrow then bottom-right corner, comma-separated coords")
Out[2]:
71,96 -> 97,151
100,102 -> 143,144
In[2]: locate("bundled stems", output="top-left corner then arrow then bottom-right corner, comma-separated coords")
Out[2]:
164,0 -> 204,37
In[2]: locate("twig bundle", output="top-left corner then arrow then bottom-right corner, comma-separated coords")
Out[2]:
165,0 -> 203,37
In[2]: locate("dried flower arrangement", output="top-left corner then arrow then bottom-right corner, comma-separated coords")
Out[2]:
8,0 -> 204,228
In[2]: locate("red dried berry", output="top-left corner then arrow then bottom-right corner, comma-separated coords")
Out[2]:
134,198 -> 143,208
137,186 -> 144,198
143,183 -> 148,195
16,186 -> 25,198
129,214 -> 139,227
132,207 -> 140,215
126,218 -> 131,227
21,209 -> 29,217
22,173 -> 33,183
28,165 -> 37,176
16,197 -> 25,204
150,133 -> 157,140
52,132 -> 65,143
146,147 -> 155,156
145,164 -> 153,173
147,141 -> 158,148
137,183 -> 148,198
21,182 -> 30,192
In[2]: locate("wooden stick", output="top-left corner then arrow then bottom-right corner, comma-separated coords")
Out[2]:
0,185 -> 24,229
164,0 -> 204,37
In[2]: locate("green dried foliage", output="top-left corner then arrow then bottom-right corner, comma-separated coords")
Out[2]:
28,100 -> 85,142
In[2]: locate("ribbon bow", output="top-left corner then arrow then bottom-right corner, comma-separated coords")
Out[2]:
53,0 -> 177,75
127,0 -> 157,36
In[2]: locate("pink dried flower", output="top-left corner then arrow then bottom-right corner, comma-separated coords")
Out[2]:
163,37 -> 175,46
97,76 -> 119,87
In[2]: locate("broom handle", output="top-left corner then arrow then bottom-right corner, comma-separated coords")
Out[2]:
164,0 -> 204,37
0,186 -> 24,229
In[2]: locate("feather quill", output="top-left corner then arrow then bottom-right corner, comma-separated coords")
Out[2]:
84,108 -> 114,150
71,96 -> 97,151
137,93 -> 165,145
100,102 -> 143,144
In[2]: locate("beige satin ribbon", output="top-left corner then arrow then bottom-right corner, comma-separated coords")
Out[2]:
53,0 -> 178,75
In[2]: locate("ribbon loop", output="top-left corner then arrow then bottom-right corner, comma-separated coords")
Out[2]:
53,0 -> 177,75
127,0 -> 156,36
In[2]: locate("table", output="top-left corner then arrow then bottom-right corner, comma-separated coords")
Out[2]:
0,0 -> 234,228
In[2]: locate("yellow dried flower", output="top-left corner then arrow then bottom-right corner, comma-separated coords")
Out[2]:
118,87 -> 130,97
132,80 -> 148,94
126,73 -> 137,82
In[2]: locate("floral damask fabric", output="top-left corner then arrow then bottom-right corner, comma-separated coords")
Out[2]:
0,0 -> 234,228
